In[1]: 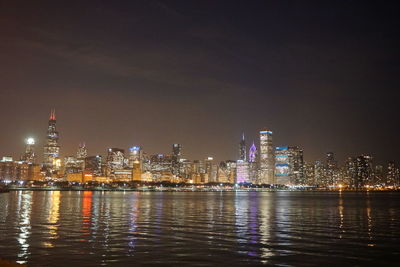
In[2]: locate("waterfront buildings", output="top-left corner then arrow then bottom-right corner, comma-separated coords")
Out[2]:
386,161 -> 398,186
236,160 -> 250,183
0,156 -> 42,181
274,146 -> 305,185
106,148 -> 125,177
275,147 -> 291,185
1,110 -> 399,188
343,155 -> 373,189
84,155 -> 102,176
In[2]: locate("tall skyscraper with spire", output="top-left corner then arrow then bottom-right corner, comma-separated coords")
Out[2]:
238,133 -> 247,161
43,109 -> 60,172
236,133 -> 250,183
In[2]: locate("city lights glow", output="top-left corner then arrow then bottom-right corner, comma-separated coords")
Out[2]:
26,138 -> 35,145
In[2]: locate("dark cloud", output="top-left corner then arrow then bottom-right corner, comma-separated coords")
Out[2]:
0,1 -> 399,164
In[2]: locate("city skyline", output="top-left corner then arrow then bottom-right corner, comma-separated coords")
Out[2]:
1,2 -> 399,266
0,109 -> 397,167
0,109 -> 397,190
1,1 -> 400,164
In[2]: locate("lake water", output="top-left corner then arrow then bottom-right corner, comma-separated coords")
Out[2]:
0,191 -> 399,266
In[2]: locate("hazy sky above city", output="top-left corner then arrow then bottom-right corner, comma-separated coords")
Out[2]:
0,1 -> 399,164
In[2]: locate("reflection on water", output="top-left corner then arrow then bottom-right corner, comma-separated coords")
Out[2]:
16,191 -> 32,264
81,191 -> 92,242
44,191 -> 60,248
338,192 -> 344,238
0,191 -> 399,266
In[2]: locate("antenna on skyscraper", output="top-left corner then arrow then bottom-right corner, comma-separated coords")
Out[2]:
49,108 -> 56,120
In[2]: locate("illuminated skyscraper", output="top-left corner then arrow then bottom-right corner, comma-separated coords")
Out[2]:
344,157 -> 355,186
22,137 -> 36,164
172,144 -> 182,176
84,155 -> 102,176
43,109 -> 60,173
106,148 -> 125,177
236,133 -> 249,183
249,142 -> 257,163
239,133 -> 246,161
248,142 -> 258,183
374,165 -> 384,185
314,160 -> 324,185
274,146 -> 305,185
205,157 -> 217,182
325,152 -> 338,185
275,146 -> 290,185
258,130 -> 275,184
128,146 -> 142,168
77,143 -> 87,160
354,155 -> 373,188
290,146 -> 305,185
236,160 -> 250,183
64,156 -> 80,174
304,163 -> 315,185
76,143 -> 87,170
386,161 -> 397,186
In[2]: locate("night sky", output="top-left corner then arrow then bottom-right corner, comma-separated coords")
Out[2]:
0,1 -> 399,164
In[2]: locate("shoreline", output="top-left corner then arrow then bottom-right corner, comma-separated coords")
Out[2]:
2,187 -> 399,192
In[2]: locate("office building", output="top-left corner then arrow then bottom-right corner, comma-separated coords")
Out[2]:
43,109 -> 61,174
172,144 -> 182,176
259,130 -> 275,184
22,137 -> 36,164
239,133 -> 246,161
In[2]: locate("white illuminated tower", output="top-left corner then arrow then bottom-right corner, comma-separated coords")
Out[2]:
22,137 -> 36,164
259,130 -> 275,184
43,109 -> 60,171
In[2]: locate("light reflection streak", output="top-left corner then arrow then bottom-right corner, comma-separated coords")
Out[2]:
366,194 -> 374,246
44,191 -> 60,248
100,192 -> 111,265
127,193 -> 139,254
16,191 -> 33,264
248,192 -> 260,257
338,191 -> 344,238
259,194 -> 274,263
81,191 -> 93,242
234,192 -> 248,245
235,192 -> 274,263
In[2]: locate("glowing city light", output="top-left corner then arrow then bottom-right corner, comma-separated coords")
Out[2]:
26,137 -> 35,145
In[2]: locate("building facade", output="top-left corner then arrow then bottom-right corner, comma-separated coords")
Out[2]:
258,130 -> 275,184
